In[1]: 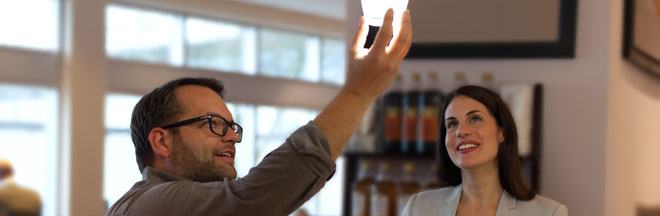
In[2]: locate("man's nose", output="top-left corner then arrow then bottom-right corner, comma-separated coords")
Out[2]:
223,129 -> 240,143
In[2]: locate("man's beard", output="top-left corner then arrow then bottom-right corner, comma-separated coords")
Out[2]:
170,135 -> 237,182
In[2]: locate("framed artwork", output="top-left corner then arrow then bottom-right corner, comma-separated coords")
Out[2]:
624,0 -> 660,77
406,0 -> 577,59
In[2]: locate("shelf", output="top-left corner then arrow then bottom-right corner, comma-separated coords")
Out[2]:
343,151 -> 435,160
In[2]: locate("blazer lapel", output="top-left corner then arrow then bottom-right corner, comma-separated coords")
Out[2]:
440,185 -> 463,216
495,190 -> 518,216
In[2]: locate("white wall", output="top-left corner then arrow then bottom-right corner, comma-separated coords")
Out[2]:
345,0 -> 660,215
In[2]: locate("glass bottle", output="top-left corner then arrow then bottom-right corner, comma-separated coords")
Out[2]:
482,71 -> 495,90
418,71 -> 444,156
353,161 -> 375,216
424,164 -> 447,190
382,75 -> 404,154
403,73 -> 422,155
455,71 -> 467,89
371,162 -> 397,216
397,162 -> 421,215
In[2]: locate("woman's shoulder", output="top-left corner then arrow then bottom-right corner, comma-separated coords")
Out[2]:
516,194 -> 568,215
402,185 -> 461,216
415,186 -> 458,201
521,194 -> 564,208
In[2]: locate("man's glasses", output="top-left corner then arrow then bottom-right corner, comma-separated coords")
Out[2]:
161,114 -> 243,143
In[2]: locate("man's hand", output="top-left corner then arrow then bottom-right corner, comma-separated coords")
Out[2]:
314,9 -> 412,160
344,8 -> 412,101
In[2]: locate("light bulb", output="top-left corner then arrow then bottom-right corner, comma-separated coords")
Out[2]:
361,0 -> 409,27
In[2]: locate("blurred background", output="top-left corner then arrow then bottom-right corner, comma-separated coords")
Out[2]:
0,0 -> 659,216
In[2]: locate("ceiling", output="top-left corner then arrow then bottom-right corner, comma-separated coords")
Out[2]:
232,0 -> 346,20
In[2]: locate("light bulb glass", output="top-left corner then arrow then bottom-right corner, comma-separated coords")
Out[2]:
361,0 -> 409,26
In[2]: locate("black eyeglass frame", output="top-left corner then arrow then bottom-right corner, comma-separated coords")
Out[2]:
161,114 -> 243,143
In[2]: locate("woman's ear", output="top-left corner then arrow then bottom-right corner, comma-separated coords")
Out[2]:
497,128 -> 504,144
149,127 -> 172,159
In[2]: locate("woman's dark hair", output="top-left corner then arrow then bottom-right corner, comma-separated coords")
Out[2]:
130,77 -> 225,172
437,85 -> 535,200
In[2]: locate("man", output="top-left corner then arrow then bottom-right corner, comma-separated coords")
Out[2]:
0,159 -> 42,216
106,9 -> 412,215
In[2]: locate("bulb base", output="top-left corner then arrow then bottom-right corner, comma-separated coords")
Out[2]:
364,25 -> 380,49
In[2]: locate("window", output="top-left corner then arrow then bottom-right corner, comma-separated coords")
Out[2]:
258,29 -> 320,82
186,18 -> 257,74
105,4 -> 345,85
0,84 -> 58,216
0,0 -> 59,51
106,5 -> 184,65
321,38 -> 346,85
225,103 -> 256,178
254,105 -> 318,161
297,156 -> 344,216
103,94 -> 142,207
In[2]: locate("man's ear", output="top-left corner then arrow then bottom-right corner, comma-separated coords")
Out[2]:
149,127 -> 173,159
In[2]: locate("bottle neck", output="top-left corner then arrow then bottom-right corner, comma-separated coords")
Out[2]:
403,171 -> 415,182
377,168 -> 392,182
402,163 -> 416,182
358,167 -> 373,180
455,79 -> 467,89
482,80 -> 495,91
388,79 -> 403,92
409,80 -> 422,92
424,77 -> 441,91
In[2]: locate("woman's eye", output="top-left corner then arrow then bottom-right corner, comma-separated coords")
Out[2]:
469,116 -> 482,123
446,121 -> 457,129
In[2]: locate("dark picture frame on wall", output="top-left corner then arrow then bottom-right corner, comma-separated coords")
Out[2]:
406,0 -> 578,59
623,0 -> 660,77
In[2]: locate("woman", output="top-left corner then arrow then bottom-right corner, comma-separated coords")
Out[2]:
402,85 -> 567,216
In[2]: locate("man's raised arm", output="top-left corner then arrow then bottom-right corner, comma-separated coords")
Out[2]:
314,9 -> 412,160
